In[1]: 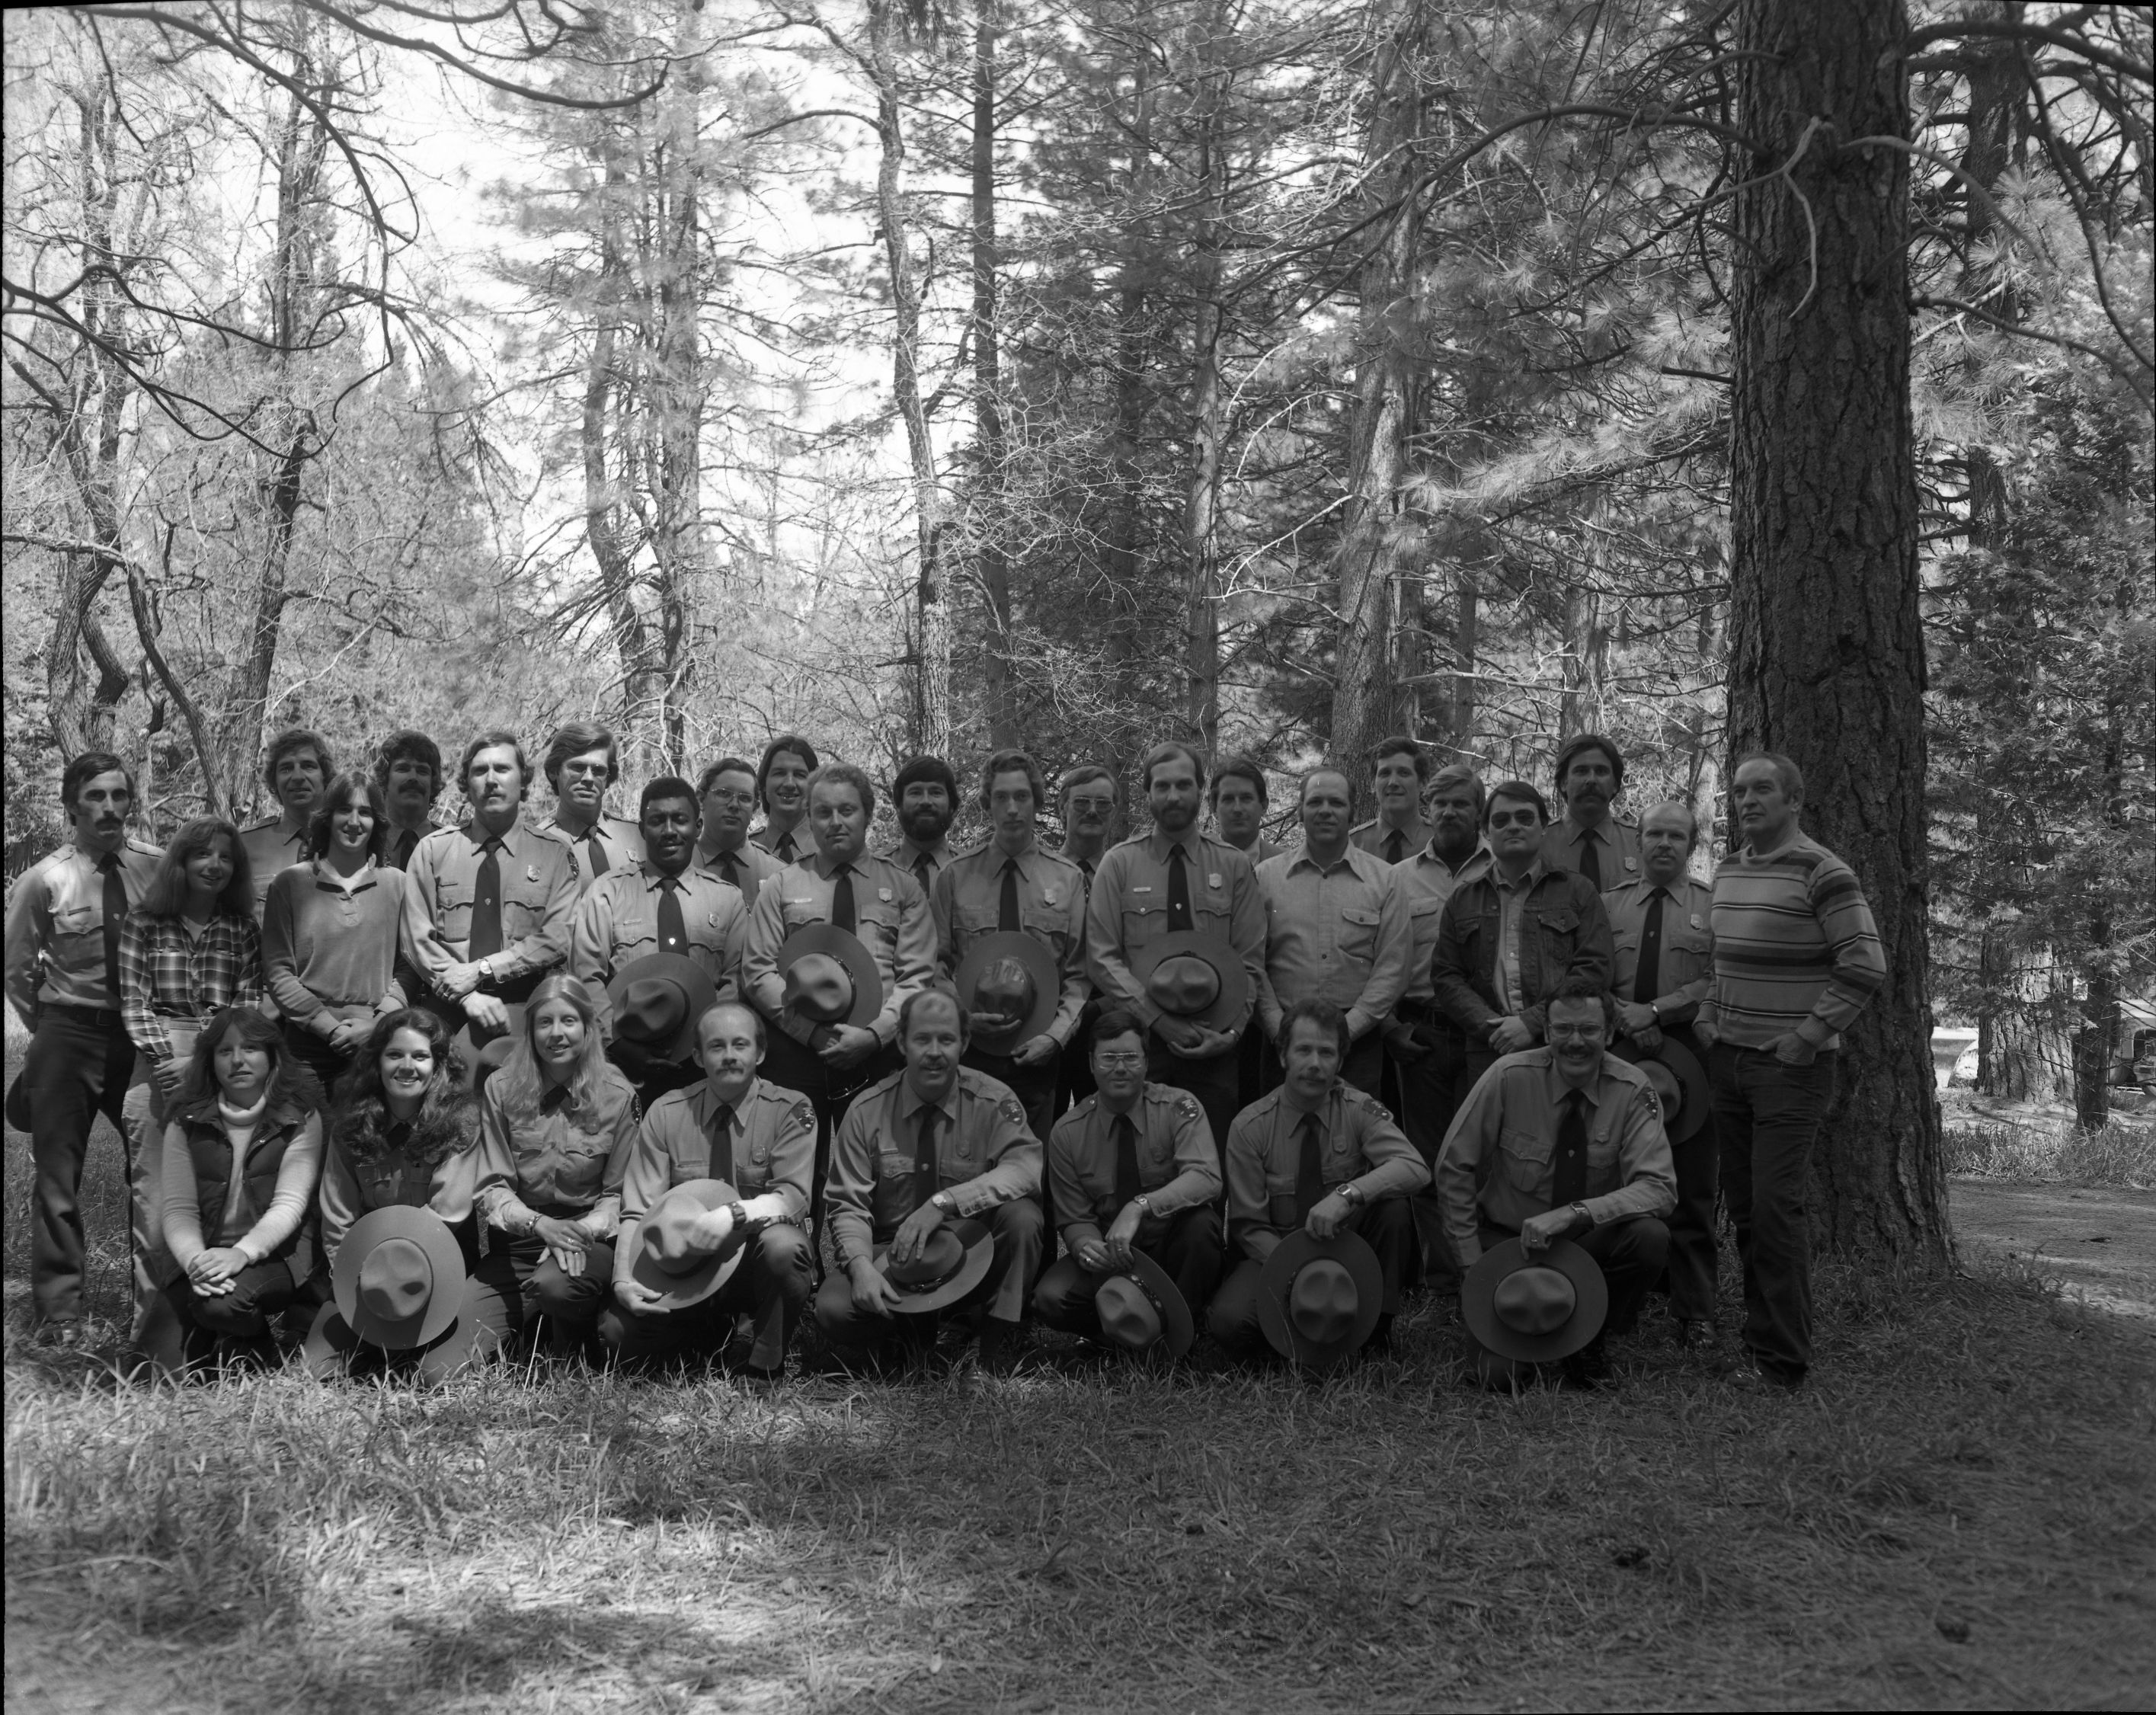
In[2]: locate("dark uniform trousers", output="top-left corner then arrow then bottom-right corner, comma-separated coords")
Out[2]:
497,1221 -> 619,1348
1208,1197 -> 1415,1355
21,1006 -> 138,1323
1655,1022 -> 1719,1326
1476,1214 -> 1670,1345
598,1224 -> 814,1372
1144,1039 -> 1240,1165
1032,1205 -> 1224,1339
811,1201 -> 1044,1349
759,1031 -> 903,1260
1383,1005 -> 1472,1295
133,1259 -> 298,1377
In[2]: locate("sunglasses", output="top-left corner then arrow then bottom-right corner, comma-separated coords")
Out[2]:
1486,809 -> 1541,829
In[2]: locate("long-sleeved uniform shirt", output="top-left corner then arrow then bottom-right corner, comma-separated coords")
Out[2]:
5,840 -> 161,1023
1223,1083 -> 1428,1263
1697,833 -> 1886,1051
1540,815 -> 1643,887
742,850 -> 936,1048
118,908 -> 263,1065
1435,1047 -> 1677,1265
1395,840 -> 1491,1005
161,1105 -> 322,1266
474,1063 -> 641,1233
260,860 -> 408,1032
316,1119 -> 497,1262
570,860 -> 747,1036
1045,1083 -> 1220,1253
239,818 -> 309,917
883,837 -> 955,896
1601,875 -> 1716,1025
750,821 -> 812,865
824,1066 -> 1041,1269
1349,813 -> 1432,862
1252,844 -> 1412,1042
609,1077 -> 818,1286
931,842 -> 1089,1048
401,817 -> 580,997
546,811 -> 648,893
1083,828 -> 1265,1038
697,838 -> 787,909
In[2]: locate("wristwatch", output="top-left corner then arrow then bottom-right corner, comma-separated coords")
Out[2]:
727,1201 -> 748,1232
1339,1182 -> 1366,1208
1133,1194 -> 1155,1218
1647,1001 -> 1662,1023
1569,1200 -> 1593,1230
930,1190 -> 956,1214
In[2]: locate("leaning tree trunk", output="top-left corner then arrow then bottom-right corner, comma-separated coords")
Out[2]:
1729,0 -> 1950,1263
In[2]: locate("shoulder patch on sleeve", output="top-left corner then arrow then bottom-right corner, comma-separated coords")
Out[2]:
1351,1088 -> 1395,1122
1000,1095 -> 1027,1128
788,1099 -> 816,1131
1175,1096 -> 1202,1125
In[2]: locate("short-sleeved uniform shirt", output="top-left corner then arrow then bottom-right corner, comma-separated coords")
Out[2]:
612,1076 -> 818,1227
932,842 -> 1090,1047
1045,1082 -> 1220,1245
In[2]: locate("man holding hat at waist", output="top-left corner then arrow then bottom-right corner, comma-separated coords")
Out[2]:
1085,741 -> 1265,1153
600,1000 -> 816,1376
1210,998 -> 1427,1361
818,990 -> 1044,1373
933,747 -> 1088,1141
1439,974 -> 1675,1385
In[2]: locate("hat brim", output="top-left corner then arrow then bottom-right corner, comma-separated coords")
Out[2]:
872,1217 -> 994,1313
302,1305 -> 495,1384
1461,1237 -> 1609,1363
626,1176 -> 748,1310
606,952 -> 721,1064
3,1073 -> 28,1134
1256,1227 -> 1384,1371
1095,1245 -> 1195,1358
1614,1036 -> 1712,1141
1131,930 -> 1251,1033
952,932 -> 1060,1051
776,923 -> 883,1029
332,1205 -> 469,1350
452,1005 -> 527,1091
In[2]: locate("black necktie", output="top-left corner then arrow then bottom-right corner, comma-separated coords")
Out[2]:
469,840 -> 504,961
1634,888 -> 1665,1005
998,859 -> 1022,932
913,1104 -> 941,1209
540,1083 -> 572,1115
1576,831 -> 1603,892
716,850 -> 741,890
656,875 -> 686,952
709,1102 -> 737,1182
1383,828 -> 1404,864
1294,1111 -> 1326,1223
1553,1090 -> 1588,1207
829,865 -> 856,933
1112,1113 -> 1142,1211
1166,844 -> 1193,932
98,852 -> 126,1005
585,832 -> 609,878
912,852 -> 934,896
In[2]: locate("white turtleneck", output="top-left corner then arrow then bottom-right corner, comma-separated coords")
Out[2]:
162,1088 -> 323,1270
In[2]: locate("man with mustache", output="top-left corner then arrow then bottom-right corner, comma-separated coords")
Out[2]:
1209,757 -> 1283,863
750,734 -> 820,865
1349,737 -> 1432,864
374,731 -> 446,871
695,755 -> 785,908
241,728 -> 334,916
542,720 -> 645,889
3,753 -> 162,1345
884,755 -> 961,898
402,729 -> 581,1041
1540,734 -> 1641,892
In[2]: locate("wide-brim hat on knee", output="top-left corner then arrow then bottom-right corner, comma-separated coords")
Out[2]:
953,931 -> 1059,1052
1462,1236 -> 1608,1363
606,952 -> 719,1064
871,1217 -> 993,1313
301,1301 -> 493,1383
3,1073 -> 27,1134
1614,1036 -> 1711,1142
625,1176 -> 749,1310
332,1205 -> 469,1350
452,1004 -> 526,1093
1131,931 -> 1249,1034
1256,1228 -> 1383,1371
776,923 -> 881,1030
1092,1246 -> 1195,1358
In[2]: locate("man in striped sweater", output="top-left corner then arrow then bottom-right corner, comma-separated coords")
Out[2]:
1696,753 -> 1886,1390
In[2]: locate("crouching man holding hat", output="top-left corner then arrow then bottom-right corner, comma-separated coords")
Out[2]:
1439,974 -> 1675,1388
1209,999 -> 1428,1368
1033,1008 -> 1224,1356
817,990 -> 1044,1374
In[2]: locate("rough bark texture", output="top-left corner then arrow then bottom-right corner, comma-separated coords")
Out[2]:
1729,0 -> 1950,1263
971,0 -> 1018,750
1181,0 -> 1229,750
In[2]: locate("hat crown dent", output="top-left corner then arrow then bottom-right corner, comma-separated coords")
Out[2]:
886,1227 -> 965,1287
1494,1265 -> 1579,1335
645,1200 -> 717,1274
1095,1275 -> 1165,1349
784,952 -> 856,1022
1287,1258 -> 1360,1343
357,1236 -> 434,1321
971,956 -> 1036,1038
618,975 -> 692,1042
1146,953 -> 1221,1016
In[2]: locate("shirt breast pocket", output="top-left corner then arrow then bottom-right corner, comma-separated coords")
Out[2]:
1339,907 -> 1381,959
1535,908 -> 1581,959
1665,927 -> 1713,984
501,884 -> 552,939
1120,897 -> 1167,952
433,879 -> 472,940
1019,909 -> 1070,958
51,903 -> 102,961
1499,1128 -> 1553,1196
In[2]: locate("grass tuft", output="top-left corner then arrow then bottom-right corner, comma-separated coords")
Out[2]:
1941,1118 -> 2156,1187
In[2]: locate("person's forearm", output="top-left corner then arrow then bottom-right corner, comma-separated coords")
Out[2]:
951,1141 -> 1043,1212
1150,1162 -> 1222,1213
1351,1147 -> 1429,1201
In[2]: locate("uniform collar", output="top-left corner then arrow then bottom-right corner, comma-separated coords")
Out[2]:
1541,1052 -> 1617,1111
462,814 -> 526,853
1144,825 -> 1206,864
1286,843 -> 1359,877
895,837 -> 948,866
897,1073 -> 959,1121
810,849 -> 865,881
693,1077 -> 758,1122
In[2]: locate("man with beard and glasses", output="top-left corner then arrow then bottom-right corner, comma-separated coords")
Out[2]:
694,756 -> 786,908
1540,734 -> 1640,893
374,731 -> 446,872
883,755 -> 963,898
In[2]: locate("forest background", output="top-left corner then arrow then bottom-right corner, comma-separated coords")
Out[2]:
2,0 -> 2150,1163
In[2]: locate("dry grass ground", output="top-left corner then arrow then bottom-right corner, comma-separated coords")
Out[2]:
5,1061 -> 2154,1712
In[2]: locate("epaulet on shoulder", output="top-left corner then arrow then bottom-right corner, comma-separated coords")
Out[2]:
1348,1086 -> 1394,1120
1036,846 -> 1082,872
1069,1093 -> 1097,1118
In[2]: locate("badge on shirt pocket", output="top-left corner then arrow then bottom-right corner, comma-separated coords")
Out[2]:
1208,873 -> 1223,889
878,888 -> 893,903
1690,913 -> 1703,929
526,864 -> 542,883
1623,856 -> 1637,872
1043,888 -> 1059,906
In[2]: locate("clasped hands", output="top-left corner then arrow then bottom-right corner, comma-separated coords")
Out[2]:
1156,1016 -> 1235,1059
184,1246 -> 249,1297
1076,1201 -> 1148,1274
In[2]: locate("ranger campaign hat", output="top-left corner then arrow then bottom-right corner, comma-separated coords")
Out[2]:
1093,1246 -> 1195,1358
1614,1035 -> 1712,1142
607,952 -> 720,1065
775,923 -> 881,1029
952,931 -> 1059,1051
300,1297 -> 495,1383
625,1177 -> 750,1310
1461,1237 -> 1609,1364
1256,1228 -> 1384,1372
330,1205 -> 469,1351
1131,931 -> 1249,1034
870,1217 -> 994,1313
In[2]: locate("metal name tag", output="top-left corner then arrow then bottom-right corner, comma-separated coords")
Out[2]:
1208,873 -> 1223,888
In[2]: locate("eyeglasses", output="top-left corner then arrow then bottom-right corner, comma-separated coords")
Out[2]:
703,790 -> 757,808
1486,809 -> 1540,829
1093,1051 -> 1146,1069
1068,795 -> 1115,814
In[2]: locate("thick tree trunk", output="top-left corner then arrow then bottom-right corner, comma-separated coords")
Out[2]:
1729,0 -> 1950,1263
1447,572 -> 1478,757
972,0 -> 1018,750
1105,50 -> 1154,763
1182,0 -> 1229,750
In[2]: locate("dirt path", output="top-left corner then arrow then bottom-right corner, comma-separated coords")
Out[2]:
1950,1178 -> 2156,1323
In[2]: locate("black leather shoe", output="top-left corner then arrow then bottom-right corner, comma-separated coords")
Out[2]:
976,1318 -> 1025,1375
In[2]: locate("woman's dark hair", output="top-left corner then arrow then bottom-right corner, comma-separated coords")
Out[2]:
331,1008 -> 477,1169
305,772 -> 391,864
139,818 -> 253,920
176,1007 -> 301,1112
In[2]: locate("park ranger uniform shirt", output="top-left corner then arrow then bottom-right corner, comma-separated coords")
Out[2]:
885,837 -> 955,899
1697,834 -> 1886,1051
239,818 -> 309,916
571,859 -> 749,1037
742,850 -> 936,1049
613,1077 -> 819,1246
931,842 -> 1090,1047
1349,813 -> 1432,864
1252,844 -> 1413,1042
3,840 -> 160,1019
824,1066 -> 1042,1269
401,817 -> 581,998
316,1122 -> 497,1262
1436,1046 -> 1677,1265
697,837 -> 786,909
549,812 -> 648,893
750,821 -> 812,866
1083,827 -> 1265,1036
1396,840 -> 1491,1005
1223,1083 -> 1428,1262
383,819 -> 439,872
1601,875 -> 1715,1025
1540,816 -> 1642,891
473,1061 -> 640,1231
1045,1083 -> 1221,1253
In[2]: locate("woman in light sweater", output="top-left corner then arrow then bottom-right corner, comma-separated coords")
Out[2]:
136,1007 -> 322,1377
476,974 -> 640,1357
262,770 -> 409,1094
